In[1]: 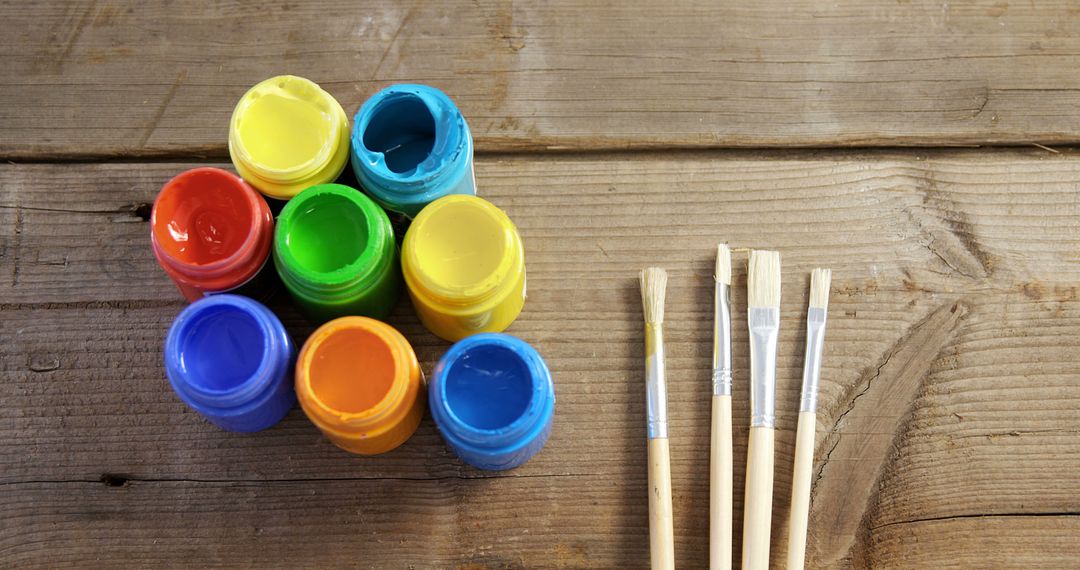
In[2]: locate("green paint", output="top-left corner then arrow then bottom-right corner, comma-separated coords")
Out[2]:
286,193 -> 370,272
274,184 -> 401,322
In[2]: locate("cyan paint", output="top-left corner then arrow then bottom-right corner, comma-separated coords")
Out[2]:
429,333 -> 554,470
350,84 -> 475,218
164,294 -> 296,432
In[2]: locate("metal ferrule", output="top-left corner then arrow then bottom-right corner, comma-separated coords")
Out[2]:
799,307 -> 828,413
748,306 -> 779,428
645,322 -> 668,439
712,281 -> 733,396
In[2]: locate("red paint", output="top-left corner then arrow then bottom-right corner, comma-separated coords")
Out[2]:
151,167 -> 273,301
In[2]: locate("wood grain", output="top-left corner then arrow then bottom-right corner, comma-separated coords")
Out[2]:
5,1 -> 1080,158
1,151 -> 1078,567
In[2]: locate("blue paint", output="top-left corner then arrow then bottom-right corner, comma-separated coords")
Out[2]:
430,333 -> 554,470
350,84 -> 475,218
164,294 -> 296,432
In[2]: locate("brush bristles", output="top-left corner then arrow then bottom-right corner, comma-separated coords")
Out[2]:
810,268 -> 832,310
640,267 -> 668,324
715,244 -> 732,285
747,250 -> 781,308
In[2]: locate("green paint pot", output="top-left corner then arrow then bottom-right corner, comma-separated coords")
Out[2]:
273,184 -> 401,323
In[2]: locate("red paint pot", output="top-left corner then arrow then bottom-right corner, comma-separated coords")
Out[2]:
151,167 -> 274,301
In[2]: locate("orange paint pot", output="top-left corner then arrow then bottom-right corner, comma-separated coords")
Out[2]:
295,317 -> 424,455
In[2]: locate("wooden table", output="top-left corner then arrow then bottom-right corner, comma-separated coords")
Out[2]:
3,2 -> 1079,568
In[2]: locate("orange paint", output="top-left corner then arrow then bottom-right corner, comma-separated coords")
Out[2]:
295,317 -> 424,455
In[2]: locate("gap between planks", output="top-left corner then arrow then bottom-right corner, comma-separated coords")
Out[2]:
3,142 -> 1079,165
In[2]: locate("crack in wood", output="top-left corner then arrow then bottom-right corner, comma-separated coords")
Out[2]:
869,511 -> 1080,532
0,299 -> 185,312
910,169 -> 995,279
808,299 -> 970,567
812,343 -> 904,493
9,205 -> 22,287
0,203 -> 150,218
0,472 -> 603,488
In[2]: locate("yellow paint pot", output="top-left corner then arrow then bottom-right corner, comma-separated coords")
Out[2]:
228,76 -> 350,200
402,195 -> 526,341
295,317 -> 424,455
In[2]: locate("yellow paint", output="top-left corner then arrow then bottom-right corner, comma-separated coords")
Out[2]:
412,199 -> 508,290
237,93 -> 329,172
402,195 -> 526,341
228,76 -> 349,200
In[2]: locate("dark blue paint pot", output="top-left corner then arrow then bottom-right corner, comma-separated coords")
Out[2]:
429,333 -> 554,470
164,294 -> 296,432
350,84 -> 475,218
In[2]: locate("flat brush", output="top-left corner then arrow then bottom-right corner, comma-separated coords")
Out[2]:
710,245 -> 733,570
742,250 -> 780,570
786,268 -> 832,570
640,267 -> 675,570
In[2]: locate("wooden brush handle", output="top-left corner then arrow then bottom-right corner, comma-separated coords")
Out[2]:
710,395 -> 733,570
742,426 -> 775,570
786,411 -> 817,570
648,437 -> 675,570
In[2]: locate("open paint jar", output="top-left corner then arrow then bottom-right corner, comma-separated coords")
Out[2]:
295,317 -> 425,455
151,167 -> 275,301
164,295 -> 296,432
402,195 -> 525,341
273,184 -> 401,323
429,333 -> 554,470
350,84 -> 475,217
229,75 -> 350,200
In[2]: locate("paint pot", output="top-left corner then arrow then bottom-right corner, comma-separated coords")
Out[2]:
350,84 -> 475,218
273,184 -> 401,323
401,195 -> 525,341
295,317 -> 424,455
229,75 -> 350,200
429,333 -> 554,470
164,294 -> 296,432
151,167 -> 275,302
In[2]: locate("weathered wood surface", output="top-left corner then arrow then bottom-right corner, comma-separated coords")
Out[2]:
2,152 -> 1078,568
6,1 -> 1080,158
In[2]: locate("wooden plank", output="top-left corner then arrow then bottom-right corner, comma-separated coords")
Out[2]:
4,150 -> 1080,305
3,483 -> 1076,569
1,151 -> 1078,566
0,477 -> 648,568
859,516 -> 1080,569
4,295 -> 1077,566
5,1 -> 1080,158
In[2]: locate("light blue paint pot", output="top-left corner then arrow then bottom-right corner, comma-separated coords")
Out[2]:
350,84 -> 475,218
429,333 -> 554,471
164,294 -> 296,432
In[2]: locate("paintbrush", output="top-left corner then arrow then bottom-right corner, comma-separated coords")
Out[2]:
640,267 -> 675,570
742,250 -> 780,570
710,245 -> 733,570
786,268 -> 832,570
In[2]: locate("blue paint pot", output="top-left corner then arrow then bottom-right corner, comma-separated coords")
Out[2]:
429,333 -> 554,470
350,84 -> 475,218
164,294 -> 296,432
